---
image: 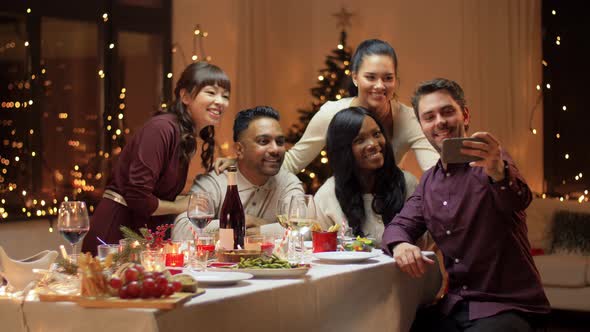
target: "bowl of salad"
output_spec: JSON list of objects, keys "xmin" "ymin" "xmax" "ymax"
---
[{"xmin": 343, "ymin": 237, "xmax": 375, "ymax": 252}]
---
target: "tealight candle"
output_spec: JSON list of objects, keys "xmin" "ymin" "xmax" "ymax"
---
[
  {"xmin": 165, "ymin": 253, "xmax": 184, "ymax": 267},
  {"xmin": 164, "ymin": 241, "xmax": 184, "ymax": 267}
]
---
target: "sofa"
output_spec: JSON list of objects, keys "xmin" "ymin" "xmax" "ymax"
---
[{"xmin": 526, "ymin": 197, "xmax": 590, "ymax": 312}]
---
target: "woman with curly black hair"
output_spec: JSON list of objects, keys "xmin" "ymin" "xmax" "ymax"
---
[
  {"xmin": 82, "ymin": 62, "xmax": 230, "ymax": 254},
  {"xmin": 314, "ymin": 107, "xmax": 416, "ymax": 243}
]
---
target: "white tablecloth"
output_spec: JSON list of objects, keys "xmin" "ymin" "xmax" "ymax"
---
[{"xmin": 0, "ymin": 252, "xmax": 441, "ymax": 332}]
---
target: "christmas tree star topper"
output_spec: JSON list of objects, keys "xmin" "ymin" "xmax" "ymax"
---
[{"xmin": 333, "ymin": 7, "xmax": 354, "ymax": 30}]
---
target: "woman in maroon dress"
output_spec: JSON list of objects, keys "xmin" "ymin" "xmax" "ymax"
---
[{"xmin": 82, "ymin": 62, "xmax": 231, "ymax": 255}]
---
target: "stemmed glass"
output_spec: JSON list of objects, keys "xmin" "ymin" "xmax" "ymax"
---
[
  {"xmin": 57, "ymin": 201, "xmax": 90, "ymax": 259},
  {"xmin": 288, "ymin": 194, "xmax": 316, "ymax": 264},
  {"xmin": 276, "ymin": 197, "xmax": 290, "ymax": 229},
  {"xmin": 276, "ymin": 197, "xmax": 292, "ymax": 259},
  {"xmin": 187, "ymin": 192, "xmax": 215, "ymax": 238}
]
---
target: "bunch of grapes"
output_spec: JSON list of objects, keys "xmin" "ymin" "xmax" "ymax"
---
[{"xmin": 109, "ymin": 264, "xmax": 181, "ymax": 299}]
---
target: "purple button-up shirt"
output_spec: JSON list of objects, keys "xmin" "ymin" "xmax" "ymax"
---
[{"xmin": 382, "ymin": 151, "xmax": 550, "ymax": 320}]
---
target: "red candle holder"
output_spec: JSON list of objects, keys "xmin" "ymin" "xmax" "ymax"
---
[
  {"xmin": 165, "ymin": 253, "xmax": 184, "ymax": 267},
  {"xmin": 312, "ymin": 231, "xmax": 337, "ymax": 253}
]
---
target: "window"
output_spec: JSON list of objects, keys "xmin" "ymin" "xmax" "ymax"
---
[
  {"xmin": 0, "ymin": 1, "xmax": 171, "ymax": 220},
  {"xmin": 542, "ymin": 1, "xmax": 589, "ymax": 197}
]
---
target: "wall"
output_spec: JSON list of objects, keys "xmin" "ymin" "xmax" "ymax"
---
[{"xmin": 0, "ymin": 219, "xmax": 69, "ymax": 260}]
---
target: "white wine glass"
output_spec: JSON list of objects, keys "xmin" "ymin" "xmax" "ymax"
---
[
  {"xmin": 288, "ymin": 194, "xmax": 316, "ymax": 264},
  {"xmin": 57, "ymin": 201, "xmax": 90, "ymax": 259},
  {"xmin": 187, "ymin": 192, "xmax": 215, "ymax": 238},
  {"xmin": 276, "ymin": 197, "xmax": 290, "ymax": 229}
]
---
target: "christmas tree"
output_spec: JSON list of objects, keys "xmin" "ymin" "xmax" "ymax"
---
[{"xmin": 286, "ymin": 11, "xmax": 354, "ymax": 193}]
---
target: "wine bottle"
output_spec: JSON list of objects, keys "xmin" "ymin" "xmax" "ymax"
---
[{"xmin": 219, "ymin": 166, "xmax": 245, "ymax": 249}]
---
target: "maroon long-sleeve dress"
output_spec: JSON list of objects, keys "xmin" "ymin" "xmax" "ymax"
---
[{"xmin": 81, "ymin": 113, "xmax": 188, "ymax": 255}]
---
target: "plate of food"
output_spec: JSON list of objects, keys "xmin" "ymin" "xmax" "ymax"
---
[
  {"xmin": 343, "ymin": 237, "xmax": 376, "ymax": 252},
  {"xmin": 184, "ymin": 271, "xmax": 253, "ymax": 286},
  {"xmin": 214, "ymin": 255, "xmax": 310, "ymax": 278},
  {"xmin": 312, "ymin": 251, "xmax": 380, "ymax": 263}
]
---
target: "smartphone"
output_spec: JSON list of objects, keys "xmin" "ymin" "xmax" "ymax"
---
[{"xmin": 441, "ymin": 137, "xmax": 485, "ymax": 164}]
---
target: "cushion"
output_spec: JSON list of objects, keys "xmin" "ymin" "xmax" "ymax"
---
[
  {"xmin": 550, "ymin": 211, "xmax": 590, "ymax": 254},
  {"xmin": 534, "ymin": 255, "xmax": 589, "ymax": 287},
  {"xmin": 526, "ymin": 198, "xmax": 590, "ymax": 251}
]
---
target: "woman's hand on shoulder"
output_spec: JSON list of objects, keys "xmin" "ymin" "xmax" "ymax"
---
[{"xmin": 214, "ymin": 157, "xmax": 237, "ymax": 175}]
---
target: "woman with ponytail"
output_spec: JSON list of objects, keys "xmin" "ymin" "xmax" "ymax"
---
[{"xmin": 82, "ymin": 62, "xmax": 230, "ymax": 254}]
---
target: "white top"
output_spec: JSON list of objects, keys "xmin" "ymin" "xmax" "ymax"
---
[
  {"xmin": 173, "ymin": 168, "xmax": 304, "ymax": 240},
  {"xmin": 313, "ymin": 171, "xmax": 418, "ymax": 245},
  {"xmin": 282, "ymin": 97, "xmax": 439, "ymax": 173}
]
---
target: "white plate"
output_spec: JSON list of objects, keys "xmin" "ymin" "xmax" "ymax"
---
[
  {"xmin": 186, "ymin": 271, "xmax": 253, "ymax": 286},
  {"xmin": 304, "ymin": 241, "xmax": 313, "ymax": 249},
  {"xmin": 214, "ymin": 266, "xmax": 310, "ymax": 278},
  {"xmin": 312, "ymin": 251, "xmax": 380, "ymax": 263}
]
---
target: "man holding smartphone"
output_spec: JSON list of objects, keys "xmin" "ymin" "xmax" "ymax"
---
[{"xmin": 382, "ymin": 78, "xmax": 549, "ymax": 331}]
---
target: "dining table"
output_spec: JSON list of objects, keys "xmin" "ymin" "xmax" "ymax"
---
[{"xmin": 0, "ymin": 251, "xmax": 441, "ymax": 332}]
